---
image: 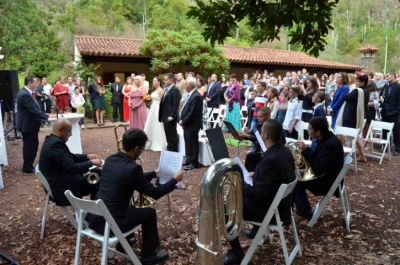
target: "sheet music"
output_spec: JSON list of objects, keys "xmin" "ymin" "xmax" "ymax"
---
[
  {"xmin": 233, "ymin": 157, "xmax": 253, "ymax": 186},
  {"xmin": 254, "ymin": 131, "xmax": 267, "ymax": 152},
  {"xmin": 159, "ymin": 150, "xmax": 183, "ymax": 184}
]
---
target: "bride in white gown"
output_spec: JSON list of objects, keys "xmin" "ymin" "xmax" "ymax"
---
[{"xmin": 144, "ymin": 77, "xmax": 168, "ymax": 151}]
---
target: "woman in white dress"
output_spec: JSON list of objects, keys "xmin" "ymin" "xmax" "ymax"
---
[{"xmin": 143, "ymin": 77, "xmax": 168, "ymax": 151}]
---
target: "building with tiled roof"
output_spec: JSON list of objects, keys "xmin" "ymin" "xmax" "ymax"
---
[{"xmin": 74, "ymin": 35, "xmax": 363, "ymax": 83}]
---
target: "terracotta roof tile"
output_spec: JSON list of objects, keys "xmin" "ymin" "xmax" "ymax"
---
[
  {"xmin": 75, "ymin": 35, "xmax": 362, "ymax": 70},
  {"xmin": 357, "ymin": 43, "xmax": 379, "ymax": 53}
]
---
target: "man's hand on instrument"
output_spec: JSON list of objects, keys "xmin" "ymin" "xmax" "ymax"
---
[
  {"xmin": 155, "ymin": 168, "xmax": 159, "ymax": 176},
  {"xmin": 91, "ymin": 159, "xmax": 103, "ymax": 167},
  {"xmin": 87, "ymin": 154, "xmax": 102, "ymax": 160},
  {"xmin": 295, "ymin": 141, "xmax": 308, "ymax": 150},
  {"xmin": 173, "ymin": 170, "xmax": 184, "ymax": 182}
]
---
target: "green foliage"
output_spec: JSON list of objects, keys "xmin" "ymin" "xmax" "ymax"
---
[
  {"xmin": 188, "ymin": 0, "xmax": 339, "ymax": 57},
  {"xmin": 73, "ymin": 61, "xmax": 98, "ymax": 87},
  {"xmin": 139, "ymin": 30, "xmax": 230, "ymax": 77}
]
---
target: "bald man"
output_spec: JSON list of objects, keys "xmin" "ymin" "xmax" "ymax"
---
[{"xmin": 39, "ymin": 118, "xmax": 103, "ymax": 206}]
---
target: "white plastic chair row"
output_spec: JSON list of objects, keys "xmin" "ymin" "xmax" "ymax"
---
[
  {"xmin": 334, "ymin": 126, "xmax": 360, "ymax": 172},
  {"xmin": 242, "ymin": 176, "xmax": 301, "ymax": 265},
  {"xmin": 364, "ymin": 120, "xmax": 394, "ymax": 164},
  {"xmin": 240, "ymin": 105, "xmax": 248, "ymax": 132}
]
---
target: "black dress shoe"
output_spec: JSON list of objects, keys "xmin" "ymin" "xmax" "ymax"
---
[
  {"xmin": 112, "ymin": 119, "xmax": 117, "ymax": 123},
  {"xmin": 23, "ymin": 168, "xmax": 35, "ymax": 174},
  {"xmin": 244, "ymin": 226, "xmax": 259, "ymax": 239},
  {"xmin": 223, "ymin": 250, "xmax": 244, "ymax": 265},
  {"xmin": 120, "ymin": 119, "xmax": 125, "ymax": 122},
  {"xmin": 296, "ymin": 211, "xmax": 313, "ymax": 221},
  {"xmin": 141, "ymin": 251, "xmax": 169, "ymax": 265},
  {"xmin": 184, "ymin": 164, "xmax": 198, "ymax": 171},
  {"xmin": 394, "ymin": 151, "xmax": 400, "ymax": 156},
  {"xmin": 182, "ymin": 162, "xmax": 190, "ymax": 166}
]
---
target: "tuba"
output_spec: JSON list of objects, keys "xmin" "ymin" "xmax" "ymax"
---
[
  {"xmin": 196, "ymin": 158, "xmax": 243, "ymax": 264},
  {"xmin": 286, "ymin": 142, "xmax": 324, "ymax": 182}
]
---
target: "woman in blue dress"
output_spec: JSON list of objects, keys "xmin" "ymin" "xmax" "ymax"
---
[
  {"xmin": 224, "ymin": 74, "xmax": 241, "ymax": 130},
  {"xmin": 328, "ymin": 72, "xmax": 349, "ymax": 130}
]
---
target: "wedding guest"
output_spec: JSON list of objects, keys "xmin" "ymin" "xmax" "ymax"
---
[
  {"xmin": 325, "ymin": 74, "xmax": 336, "ymax": 95},
  {"xmin": 129, "ymin": 76, "xmax": 148, "ymax": 130},
  {"xmin": 92, "ymin": 77, "xmax": 106, "ymax": 126},
  {"xmin": 282, "ymin": 86, "xmax": 302, "ymax": 139},
  {"xmin": 71, "ymin": 87, "xmax": 86, "ymax": 129},
  {"xmin": 364, "ymin": 80, "xmax": 379, "ymax": 150},
  {"xmin": 196, "ymin": 76, "xmax": 208, "ymax": 130},
  {"xmin": 276, "ymin": 91, "xmax": 289, "ymax": 125},
  {"xmin": 311, "ymin": 91, "xmax": 326, "ymax": 118},
  {"xmin": 122, "ymin": 77, "xmax": 133, "ymax": 122},
  {"xmin": 224, "ymin": 74, "xmax": 241, "ymax": 131},
  {"xmin": 75, "ymin": 78, "xmax": 86, "ymax": 126},
  {"xmin": 328, "ymin": 72, "xmax": 350, "ymax": 130},
  {"xmin": 51, "ymin": 76, "xmax": 70, "ymax": 113},
  {"xmin": 220, "ymin": 75, "xmax": 229, "ymax": 107},
  {"xmin": 239, "ymin": 80, "xmax": 246, "ymax": 107},
  {"xmin": 299, "ymin": 77, "xmax": 319, "ymax": 139},
  {"xmin": 266, "ymin": 87, "xmax": 279, "ymax": 119},
  {"xmin": 111, "ymin": 77, "xmax": 124, "ymax": 122}
]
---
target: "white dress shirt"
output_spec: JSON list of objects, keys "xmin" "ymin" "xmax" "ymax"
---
[{"xmin": 282, "ymin": 97, "xmax": 302, "ymax": 131}]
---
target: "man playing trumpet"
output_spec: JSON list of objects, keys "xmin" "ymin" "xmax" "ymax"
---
[
  {"xmin": 87, "ymin": 128, "xmax": 184, "ymax": 265},
  {"xmin": 39, "ymin": 118, "xmax": 103, "ymax": 206},
  {"xmin": 293, "ymin": 117, "xmax": 344, "ymax": 220}
]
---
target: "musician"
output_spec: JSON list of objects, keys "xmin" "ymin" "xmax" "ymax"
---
[
  {"xmin": 224, "ymin": 119, "xmax": 295, "ymax": 265},
  {"xmin": 294, "ymin": 116, "xmax": 344, "ymax": 220},
  {"xmin": 87, "ymin": 128, "xmax": 184, "ymax": 264},
  {"xmin": 39, "ymin": 118, "xmax": 102, "ymax": 206}
]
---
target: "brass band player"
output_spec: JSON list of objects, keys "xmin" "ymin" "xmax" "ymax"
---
[
  {"xmin": 293, "ymin": 117, "xmax": 344, "ymax": 220},
  {"xmin": 86, "ymin": 128, "xmax": 184, "ymax": 265},
  {"xmin": 223, "ymin": 120, "xmax": 295, "ymax": 265}
]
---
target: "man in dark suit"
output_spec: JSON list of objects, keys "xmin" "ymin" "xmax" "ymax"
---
[
  {"xmin": 179, "ymin": 77, "xmax": 203, "ymax": 170},
  {"xmin": 16, "ymin": 76, "xmax": 53, "ymax": 173},
  {"xmin": 159, "ymin": 73, "xmax": 181, "ymax": 152},
  {"xmin": 293, "ymin": 116, "xmax": 344, "ymax": 220},
  {"xmin": 110, "ymin": 76, "xmax": 124, "ymax": 122},
  {"xmin": 206, "ymin": 73, "xmax": 221, "ymax": 108},
  {"xmin": 381, "ymin": 72, "xmax": 400, "ymax": 156},
  {"xmin": 39, "ymin": 118, "xmax": 102, "ymax": 206},
  {"xmin": 86, "ymin": 128, "xmax": 184, "ymax": 265},
  {"xmin": 224, "ymin": 119, "xmax": 296, "ymax": 265},
  {"xmin": 88, "ymin": 81, "xmax": 99, "ymax": 124}
]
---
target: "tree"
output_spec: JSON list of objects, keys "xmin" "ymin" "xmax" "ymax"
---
[
  {"xmin": 139, "ymin": 30, "xmax": 230, "ymax": 76},
  {"xmin": 187, "ymin": 0, "xmax": 340, "ymax": 57}
]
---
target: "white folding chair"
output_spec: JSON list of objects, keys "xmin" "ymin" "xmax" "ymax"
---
[
  {"xmin": 207, "ymin": 108, "xmax": 222, "ymax": 128},
  {"xmin": 240, "ymin": 105, "xmax": 248, "ymax": 132},
  {"xmin": 242, "ymin": 176, "xmax": 301, "ymax": 265},
  {"xmin": 35, "ymin": 165, "xmax": 78, "ymax": 239},
  {"xmin": 308, "ymin": 155, "xmax": 353, "ymax": 232},
  {"xmin": 219, "ymin": 105, "xmax": 227, "ymax": 127},
  {"xmin": 299, "ymin": 121, "xmax": 309, "ymax": 140},
  {"xmin": 334, "ymin": 126, "xmax": 360, "ymax": 172},
  {"xmin": 364, "ymin": 120, "xmax": 394, "ymax": 164},
  {"xmin": 64, "ymin": 190, "xmax": 142, "ymax": 265}
]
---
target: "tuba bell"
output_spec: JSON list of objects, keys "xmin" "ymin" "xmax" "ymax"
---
[
  {"xmin": 286, "ymin": 142, "xmax": 324, "ymax": 182},
  {"xmin": 196, "ymin": 158, "xmax": 243, "ymax": 264}
]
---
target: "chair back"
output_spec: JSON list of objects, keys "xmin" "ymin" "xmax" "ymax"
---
[
  {"xmin": 35, "ymin": 165, "xmax": 54, "ymax": 198},
  {"xmin": 334, "ymin": 126, "xmax": 360, "ymax": 154},
  {"xmin": 370, "ymin": 120, "xmax": 394, "ymax": 132},
  {"xmin": 331, "ymin": 154, "xmax": 353, "ymax": 187},
  {"xmin": 260, "ymin": 175, "xmax": 299, "ymax": 226}
]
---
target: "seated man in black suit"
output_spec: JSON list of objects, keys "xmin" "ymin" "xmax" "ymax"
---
[
  {"xmin": 39, "ymin": 118, "xmax": 102, "ymax": 206},
  {"xmin": 224, "ymin": 119, "xmax": 296, "ymax": 265},
  {"xmin": 294, "ymin": 116, "xmax": 344, "ymax": 220},
  {"xmin": 179, "ymin": 76, "xmax": 203, "ymax": 170},
  {"xmin": 87, "ymin": 128, "xmax": 184, "ymax": 265}
]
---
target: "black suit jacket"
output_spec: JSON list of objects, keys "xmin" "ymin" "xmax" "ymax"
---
[
  {"xmin": 16, "ymin": 87, "xmax": 49, "ymax": 134},
  {"xmin": 110, "ymin": 82, "xmax": 123, "ymax": 104},
  {"xmin": 39, "ymin": 134, "xmax": 94, "ymax": 206},
  {"xmin": 88, "ymin": 82, "xmax": 100, "ymax": 101},
  {"xmin": 87, "ymin": 151, "xmax": 177, "ymax": 232},
  {"xmin": 158, "ymin": 85, "xmax": 181, "ymax": 122},
  {"xmin": 301, "ymin": 131, "xmax": 344, "ymax": 196},
  {"xmin": 180, "ymin": 90, "xmax": 203, "ymax": 132},
  {"xmin": 207, "ymin": 81, "xmax": 221, "ymax": 108},
  {"xmin": 382, "ymin": 82, "xmax": 400, "ymax": 116},
  {"xmin": 244, "ymin": 143, "xmax": 295, "ymax": 223}
]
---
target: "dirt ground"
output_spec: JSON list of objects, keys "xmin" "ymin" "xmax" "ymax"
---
[{"xmin": 0, "ymin": 125, "xmax": 399, "ymax": 265}]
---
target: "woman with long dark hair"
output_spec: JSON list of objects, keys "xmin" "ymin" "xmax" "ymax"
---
[
  {"xmin": 299, "ymin": 77, "xmax": 319, "ymax": 138},
  {"xmin": 92, "ymin": 77, "xmax": 106, "ymax": 126}
]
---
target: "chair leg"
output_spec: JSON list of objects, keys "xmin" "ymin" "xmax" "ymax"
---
[
  {"xmin": 307, "ymin": 196, "xmax": 329, "ymax": 228},
  {"xmin": 41, "ymin": 195, "xmax": 50, "ymax": 239},
  {"xmin": 74, "ymin": 217, "xmax": 83, "ymax": 265},
  {"xmin": 340, "ymin": 185, "xmax": 351, "ymax": 233},
  {"xmin": 276, "ymin": 223, "xmax": 290, "ymax": 265},
  {"xmin": 353, "ymin": 152, "xmax": 357, "ymax": 172},
  {"xmin": 291, "ymin": 213, "xmax": 302, "ymax": 257},
  {"xmin": 241, "ymin": 226, "xmax": 269, "ymax": 265},
  {"xmin": 60, "ymin": 207, "xmax": 78, "ymax": 230}
]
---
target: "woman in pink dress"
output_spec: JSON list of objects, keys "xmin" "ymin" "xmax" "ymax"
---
[{"xmin": 129, "ymin": 76, "xmax": 148, "ymax": 130}]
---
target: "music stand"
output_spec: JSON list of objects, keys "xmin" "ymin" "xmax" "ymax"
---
[{"xmin": 223, "ymin": 121, "xmax": 243, "ymax": 156}]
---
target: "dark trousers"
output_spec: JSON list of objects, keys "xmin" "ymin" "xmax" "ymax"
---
[
  {"xmin": 91, "ymin": 99, "xmax": 97, "ymax": 123},
  {"xmin": 293, "ymin": 182, "xmax": 312, "ymax": 215},
  {"xmin": 21, "ymin": 132, "xmax": 39, "ymax": 171},
  {"xmin": 302, "ymin": 112, "xmax": 312, "ymax": 139},
  {"xmin": 284, "ymin": 129, "xmax": 299, "ymax": 140},
  {"xmin": 113, "ymin": 102, "xmax": 123, "ymax": 121},
  {"xmin": 44, "ymin": 100, "xmax": 51, "ymax": 113},
  {"xmin": 184, "ymin": 130, "xmax": 199, "ymax": 166},
  {"xmin": 382, "ymin": 113, "xmax": 400, "ymax": 151},
  {"xmin": 244, "ymin": 152, "xmax": 262, "ymax": 172},
  {"xmin": 164, "ymin": 120, "xmax": 179, "ymax": 152}
]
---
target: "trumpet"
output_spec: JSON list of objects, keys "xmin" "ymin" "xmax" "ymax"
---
[{"xmin": 84, "ymin": 171, "xmax": 100, "ymax": 184}]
